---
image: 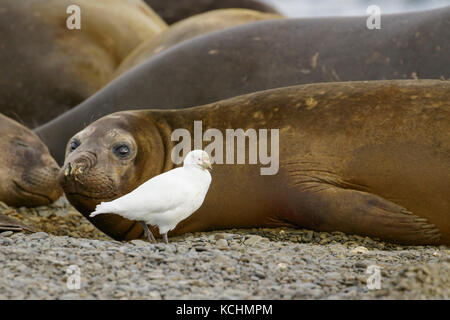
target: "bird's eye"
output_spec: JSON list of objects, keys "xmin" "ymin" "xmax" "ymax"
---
[
  {"xmin": 69, "ymin": 139, "xmax": 80, "ymax": 152},
  {"xmin": 113, "ymin": 144, "xmax": 131, "ymax": 158}
]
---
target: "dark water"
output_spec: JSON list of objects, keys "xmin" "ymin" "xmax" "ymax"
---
[{"xmin": 263, "ymin": 0, "xmax": 450, "ymax": 17}]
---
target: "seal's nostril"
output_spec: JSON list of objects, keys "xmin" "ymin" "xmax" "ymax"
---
[{"xmin": 64, "ymin": 163, "xmax": 73, "ymax": 177}]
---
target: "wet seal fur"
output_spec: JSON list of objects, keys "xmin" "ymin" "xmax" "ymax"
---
[
  {"xmin": 0, "ymin": 0, "xmax": 167, "ymax": 128},
  {"xmin": 60, "ymin": 80, "xmax": 450, "ymax": 245},
  {"xmin": 0, "ymin": 114, "xmax": 62, "ymax": 207},
  {"xmin": 36, "ymin": 7, "xmax": 450, "ymax": 163}
]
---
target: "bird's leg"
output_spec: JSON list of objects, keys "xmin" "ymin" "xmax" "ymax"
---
[
  {"xmin": 141, "ymin": 221, "xmax": 156, "ymax": 244},
  {"xmin": 163, "ymin": 233, "xmax": 169, "ymax": 244}
]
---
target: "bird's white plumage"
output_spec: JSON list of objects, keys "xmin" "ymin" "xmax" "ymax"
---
[{"xmin": 90, "ymin": 150, "xmax": 212, "ymax": 235}]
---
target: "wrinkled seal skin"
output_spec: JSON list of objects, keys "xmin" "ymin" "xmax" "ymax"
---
[
  {"xmin": 0, "ymin": 0, "xmax": 167, "ymax": 128},
  {"xmin": 143, "ymin": 0, "xmax": 279, "ymax": 24},
  {"xmin": 114, "ymin": 9, "xmax": 283, "ymax": 77},
  {"xmin": 36, "ymin": 7, "xmax": 450, "ymax": 164},
  {"xmin": 0, "ymin": 114, "xmax": 62, "ymax": 207},
  {"xmin": 60, "ymin": 80, "xmax": 450, "ymax": 245}
]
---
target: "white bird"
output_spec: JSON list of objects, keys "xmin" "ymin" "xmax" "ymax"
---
[{"xmin": 90, "ymin": 150, "xmax": 212, "ymax": 244}]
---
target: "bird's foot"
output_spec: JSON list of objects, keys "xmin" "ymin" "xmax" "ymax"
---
[
  {"xmin": 141, "ymin": 221, "xmax": 157, "ymax": 244},
  {"xmin": 146, "ymin": 232, "xmax": 157, "ymax": 244}
]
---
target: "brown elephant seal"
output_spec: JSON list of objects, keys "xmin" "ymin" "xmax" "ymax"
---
[
  {"xmin": 0, "ymin": 114, "xmax": 62, "ymax": 207},
  {"xmin": 36, "ymin": 7, "xmax": 450, "ymax": 164},
  {"xmin": 114, "ymin": 9, "xmax": 283, "ymax": 77},
  {"xmin": 143, "ymin": 0, "xmax": 279, "ymax": 24},
  {"xmin": 0, "ymin": 0, "xmax": 167, "ymax": 128},
  {"xmin": 59, "ymin": 80, "xmax": 450, "ymax": 245}
]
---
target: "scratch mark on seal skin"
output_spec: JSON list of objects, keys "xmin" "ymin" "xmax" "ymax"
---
[
  {"xmin": 253, "ymin": 111, "xmax": 264, "ymax": 119},
  {"xmin": 331, "ymin": 69, "xmax": 341, "ymax": 81},
  {"xmin": 311, "ymin": 52, "xmax": 319, "ymax": 69},
  {"xmin": 305, "ymin": 97, "xmax": 318, "ymax": 110}
]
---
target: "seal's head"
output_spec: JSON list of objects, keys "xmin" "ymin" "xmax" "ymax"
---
[
  {"xmin": 0, "ymin": 114, "xmax": 62, "ymax": 207},
  {"xmin": 60, "ymin": 111, "xmax": 170, "ymax": 239}
]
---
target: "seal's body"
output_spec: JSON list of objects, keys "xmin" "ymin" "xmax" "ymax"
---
[
  {"xmin": 114, "ymin": 9, "xmax": 283, "ymax": 77},
  {"xmin": 60, "ymin": 80, "xmax": 450, "ymax": 245}
]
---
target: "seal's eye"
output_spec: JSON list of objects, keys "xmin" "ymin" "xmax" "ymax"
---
[
  {"xmin": 113, "ymin": 144, "xmax": 131, "ymax": 158},
  {"xmin": 13, "ymin": 140, "xmax": 29, "ymax": 148},
  {"xmin": 69, "ymin": 140, "xmax": 80, "ymax": 152}
]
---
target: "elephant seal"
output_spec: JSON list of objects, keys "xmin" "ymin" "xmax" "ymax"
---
[
  {"xmin": 36, "ymin": 7, "xmax": 450, "ymax": 164},
  {"xmin": 59, "ymin": 80, "xmax": 450, "ymax": 245},
  {"xmin": 143, "ymin": 0, "xmax": 279, "ymax": 24},
  {"xmin": 0, "ymin": 0, "xmax": 167, "ymax": 128},
  {"xmin": 114, "ymin": 9, "xmax": 283, "ymax": 77},
  {"xmin": 0, "ymin": 114, "xmax": 62, "ymax": 207}
]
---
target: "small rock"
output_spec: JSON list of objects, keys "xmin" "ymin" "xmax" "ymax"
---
[
  {"xmin": 131, "ymin": 240, "xmax": 148, "ymax": 247},
  {"xmin": 350, "ymin": 246, "xmax": 369, "ymax": 254},
  {"xmin": 0, "ymin": 231, "xmax": 13, "ymax": 237},
  {"xmin": 28, "ymin": 232, "xmax": 49, "ymax": 239},
  {"xmin": 354, "ymin": 262, "xmax": 368, "ymax": 269},
  {"xmin": 215, "ymin": 254, "xmax": 233, "ymax": 265},
  {"xmin": 244, "ymin": 235, "xmax": 263, "ymax": 246},
  {"xmin": 37, "ymin": 209, "xmax": 53, "ymax": 218},
  {"xmin": 214, "ymin": 233, "xmax": 234, "ymax": 240},
  {"xmin": 216, "ymin": 239, "xmax": 229, "ymax": 249},
  {"xmin": 303, "ymin": 231, "xmax": 314, "ymax": 241},
  {"xmin": 148, "ymin": 291, "xmax": 162, "ymax": 299}
]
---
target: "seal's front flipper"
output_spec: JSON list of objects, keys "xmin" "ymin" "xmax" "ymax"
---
[
  {"xmin": 0, "ymin": 214, "xmax": 35, "ymax": 233},
  {"xmin": 290, "ymin": 185, "xmax": 441, "ymax": 245}
]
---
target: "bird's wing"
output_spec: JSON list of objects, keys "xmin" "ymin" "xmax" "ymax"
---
[{"xmin": 108, "ymin": 168, "xmax": 195, "ymax": 216}]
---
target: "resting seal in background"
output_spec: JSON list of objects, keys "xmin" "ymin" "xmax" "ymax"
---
[
  {"xmin": 114, "ymin": 9, "xmax": 283, "ymax": 77},
  {"xmin": 143, "ymin": 0, "xmax": 279, "ymax": 24},
  {"xmin": 36, "ymin": 7, "xmax": 450, "ymax": 164},
  {"xmin": 0, "ymin": 114, "xmax": 62, "ymax": 207},
  {"xmin": 59, "ymin": 80, "xmax": 450, "ymax": 245},
  {"xmin": 0, "ymin": 0, "xmax": 167, "ymax": 128}
]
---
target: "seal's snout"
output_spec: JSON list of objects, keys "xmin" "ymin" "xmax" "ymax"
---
[
  {"xmin": 64, "ymin": 162, "xmax": 73, "ymax": 177},
  {"xmin": 63, "ymin": 161, "xmax": 88, "ymax": 183},
  {"xmin": 63, "ymin": 152, "xmax": 97, "ymax": 179},
  {"xmin": 18, "ymin": 165, "xmax": 63, "ymax": 206},
  {"xmin": 59, "ymin": 149, "xmax": 117, "ymax": 200}
]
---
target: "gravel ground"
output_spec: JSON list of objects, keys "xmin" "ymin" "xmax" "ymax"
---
[{"xmin": 0, "ymin": 199, "xmax": 449, "ymax": 300}]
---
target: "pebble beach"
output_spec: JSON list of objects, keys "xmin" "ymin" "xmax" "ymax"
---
[{"xmin": 1, "ymin": 199, "xmax": 448, "ymax": 300}]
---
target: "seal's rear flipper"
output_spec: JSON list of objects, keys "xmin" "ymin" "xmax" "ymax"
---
[
  {"xmin": 289, "ymin": 185, "xmax": 441, "ymax": 245},
  {"xmin": 0, "ymin": 214, "xmax": 35, "ymax": 233}
]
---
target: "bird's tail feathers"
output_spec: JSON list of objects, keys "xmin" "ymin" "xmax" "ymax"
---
[{"xmin": 89, "ymin": 202, "xmax": 115, "ymax": 217}]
